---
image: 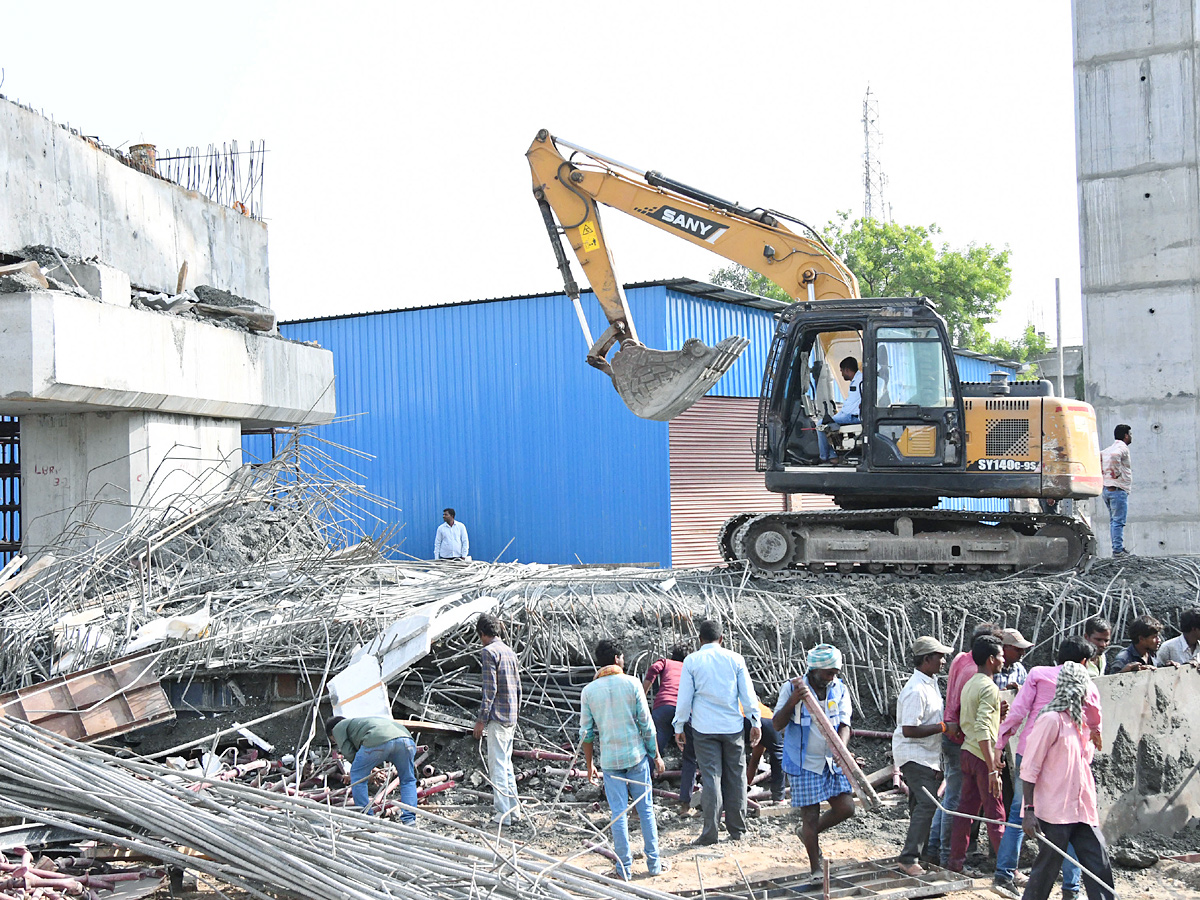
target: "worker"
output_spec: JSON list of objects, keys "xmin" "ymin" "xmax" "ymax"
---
[
  {"xmin": 938, "ymin": 622, "xmax": 1003, "ymax": 867},
  {"xmin": 1111, "ymin": 615, "xmax": 1161, "ymax": 673},
  {"xmin": 1019, "ymin": 662, "xmax": 1117, "ymax": 900},
  {"xmin": 1082, "ymin": 617, "xmax": 1112, "ymax": 677},
  {"xmin": 1156, "ymin": 608, "xmax": 1200, "ymax": 667},
  {"xmin": 817, "ymin": 357, "xmax": 862, "ymax": 463},
  {"xmin": 995, "ymin": 628, "xmax": 1032, "ymax": 692},
  {"xmin": 993, "ymin": 637, "xmax": 1103, "ymax": 896},
  {"xmin": 434, "ymin": 508, "xmax": 470, "ymax": 560},
  {"xmin": 1100, "ymin": 424, "xmax": 1132, "ymax": 557},
  {"xmin": 325, "ymin": 715, "xmax": 418, "ymax": 823},
  {"xmin": 580, "ymin": 639, "xmax": 669, "ymax": 880},
  {"xmin": 472, "ymin": 613, "xmax": 522, "ymax": 824},
  {"xmin": 773, "ymin": 644, "xmax": 855, "ymax": 878},
  {"xmin": 673, "ymin": 619, "xmax": 760, "ymax": 847},
  {"xmin": 745, "ymin": 701, "xmax": 784, "ymax": 803},
  {"xmin": 892, "ymin": 636, "xmax": 952, "ymax": 878},
  {"xmin": 948, "ymin": 635, "xmax": 1006, "ymax": 875},
  {"xmin": 642, "ymin": 643, "xmax": 699, "ymax": 816}
]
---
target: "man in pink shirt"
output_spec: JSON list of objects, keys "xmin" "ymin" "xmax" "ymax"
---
[
  {"xmin": 643, "ymin": 644, "xmax": 697, "ymax": 816},
  {"xmin": 994, "ymin": 637, "xmax": 1101, "ymax": 894},
  {"xmin": 1020, "ymin": 661, "xmax": 1115, "ymax": 900},
  {"xmin": 935, "ymin": 622, "xmax": 1002, "ymax": 866}
]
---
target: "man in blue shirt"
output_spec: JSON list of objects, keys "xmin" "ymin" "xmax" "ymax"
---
[
  {"xmin": 818, "ymin": 358, "xmax": 863, "ymax": 463},
  {"xmin": 674, "ymin": 619, "xmax": 761, "ymax": 846},
  {"xmin": 773, "ymin": 644, "xmax": 855, "ymax": 877},
  {"xmin": 580, "ymin": 639, "xmax": 668, "ymax": 880}
]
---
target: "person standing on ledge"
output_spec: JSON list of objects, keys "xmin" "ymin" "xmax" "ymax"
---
[
  {"xmin": 435, "ymin": 508, "xmax": 470, "ymax": 560},
  {"xmin": 1099, "ymin": 424, "xmax": 1132, "ymax": 557}
]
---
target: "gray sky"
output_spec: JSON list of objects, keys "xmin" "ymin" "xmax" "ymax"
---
[{"xmin": 2, "ymin": 1, "xmax": 1084, "ymax": 343}]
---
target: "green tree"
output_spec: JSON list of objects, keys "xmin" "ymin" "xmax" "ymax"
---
[
  {"xmin": 821, "ymin": 213, "xmax": 1011, "ymax": 352},
  {"xmin": 980, "ymin": 323, "xmax": 1050, "ymax": 363},
  {"xmin": 708, "ymin": 263, "xmax": 793, "ymax": 303}
]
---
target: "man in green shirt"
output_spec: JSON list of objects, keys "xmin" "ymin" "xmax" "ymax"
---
[
  {"xmin": 947, "ymin": 635, "xmax": 1005, "ymax": 873},
  {"xmin": 326, "ymin": 715, "xmax": 418, "ymax": 823}
]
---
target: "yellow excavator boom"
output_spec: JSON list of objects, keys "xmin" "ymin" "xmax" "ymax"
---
[{"xmin": 527, "ymin": 129, "xmax": 859, "ymax": 420}]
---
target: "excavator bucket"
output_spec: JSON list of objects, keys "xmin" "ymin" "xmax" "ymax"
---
[{"xmin": 609, "ymin": 336, "xmax": 750, "ymax": 421}]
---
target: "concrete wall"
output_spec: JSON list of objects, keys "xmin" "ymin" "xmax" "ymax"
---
[
  {"xmin": 0, "ymin": 99, "xmax": 270, "ymax": 305},
  {"xmin": 0, "ymin": 291, "xmax": 335, "ymax": 429},
  {"xmin": 1073, "ymin": 0, "xmax": 1200, "ymax": 555},
  {"xmin": 20, "ymin": 412, "xmax": 241, "ymax": 552}
]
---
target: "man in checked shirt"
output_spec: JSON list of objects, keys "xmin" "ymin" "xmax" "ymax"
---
[{"xmin": 473, "ymin": 613, "xmax": 522, "ymax": 825}]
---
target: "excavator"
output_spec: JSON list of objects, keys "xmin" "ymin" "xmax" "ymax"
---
[{"xmin": 527, "ymin": 129, "xmax": 1102, "ymax": 574}]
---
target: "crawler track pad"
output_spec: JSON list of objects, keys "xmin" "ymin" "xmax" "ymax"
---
[{"xmin": 610, "ymin": 336, "xmax": 749, "ymax": 421}]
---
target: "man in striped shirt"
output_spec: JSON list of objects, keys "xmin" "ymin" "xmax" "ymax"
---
[
  {"xmin": 581, "ymin": 639, "xmax": 668, "ymax": 879},
  {"xmin": 473, "ymin": 613, "xmax": 522, "ymax": 825}
]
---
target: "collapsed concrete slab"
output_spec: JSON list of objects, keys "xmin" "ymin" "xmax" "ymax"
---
[{"xmin": 1094, "ymin": 665, "xmax": 1200, "ymax": 839}]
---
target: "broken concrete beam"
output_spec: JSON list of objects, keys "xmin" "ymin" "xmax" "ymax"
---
[
  {"xmin": 0, "ymin": 260, "xmax": 49, "ymax": 293},
  {"xmin": 44, "ymin": 262, "xmax": 131, "ymax": 306}
]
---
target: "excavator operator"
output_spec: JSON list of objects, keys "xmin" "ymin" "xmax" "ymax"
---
[{"xmin": 818, "ymin": 358, "xmax": 862, "ymax": 464}]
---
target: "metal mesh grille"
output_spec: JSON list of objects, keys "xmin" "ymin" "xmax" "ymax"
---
[{"xmin": 985, "ymin": 418, "xmax": 1029, "ymax": 456}]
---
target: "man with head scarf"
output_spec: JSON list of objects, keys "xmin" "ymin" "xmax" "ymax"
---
[
  {"xmin": 1019, "ymin": 662, "xmax": 1116, "ymax": 900},
  {"xmin": 773, "ymin": 643, "xmax": 855, "ymax": 877}
]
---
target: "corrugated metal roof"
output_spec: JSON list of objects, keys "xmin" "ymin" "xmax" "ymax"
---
[{"xmin": 280, "ymin": 277, "xmax": 783, "ymax": 326}]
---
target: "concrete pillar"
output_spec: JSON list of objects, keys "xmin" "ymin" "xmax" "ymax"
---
[
  {"xmin": 1073, "ymin": 0, "xmax": 1200, "ymax": 556},
  {"xmin": 20, "ymin": 412, "xmax": 241, "ymax": 553}
]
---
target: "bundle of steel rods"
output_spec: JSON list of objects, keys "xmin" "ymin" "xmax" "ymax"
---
[{"xmin": 0, "ymin": 720, "xmax": 675, "ymax": 900}]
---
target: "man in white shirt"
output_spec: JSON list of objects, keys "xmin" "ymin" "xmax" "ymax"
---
[
  {"xmin": 434, "ymin": 508, "xmax": 469, "ymax": 559},
  {"xmin": 1099, "ymin": 424, "xmax": 1132, "ymax": 556},
  {"xmin": 673, "ymin": 619, "xmax": 760, "ymax": 847},
  {"xmin": 892, "ymin": 636, "xmax": 952, "ymax": 877},
  {"xmin": 818, "ymin": 357, "xmax": 863, "ymax": 463},
  {"xmin": 1157, "ymin": 609, "xmax": 1200, "ymax": 667}
]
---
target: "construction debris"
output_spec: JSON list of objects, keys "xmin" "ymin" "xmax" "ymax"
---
[{"xmin": 0, "ymin": 719, "xmax": 678, "ymax": 900}]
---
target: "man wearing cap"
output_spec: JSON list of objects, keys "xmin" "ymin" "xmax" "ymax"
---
[
  {"xmin": 892, "ymin": 636, "xmax": 952, "ymax": 877},
  {"xmin": 995, "ymin": 628, "xmax": 1032, "ymax": 693},
  {"xmin": 773, "ymin": 644, "xmax": 855, "ymax": 877}
]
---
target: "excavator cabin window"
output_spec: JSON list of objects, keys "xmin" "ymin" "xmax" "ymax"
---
[{"xmin": 780, "ymin": 327, "xmax": 864, "ymax": 465}]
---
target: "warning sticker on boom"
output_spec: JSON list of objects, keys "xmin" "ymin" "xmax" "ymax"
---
[{"xmin": 579, "ymin": 221, "xmax": 599, "ymax": 252}]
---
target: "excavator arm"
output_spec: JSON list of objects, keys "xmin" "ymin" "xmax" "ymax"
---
[{"xmin": 527, "ymin": 129, "xmax": 860, "ymax": 420}]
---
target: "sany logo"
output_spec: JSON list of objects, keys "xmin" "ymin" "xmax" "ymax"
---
[{"xmin": 645, "ymin": 207, "xmax": 727, "ymax": 243}]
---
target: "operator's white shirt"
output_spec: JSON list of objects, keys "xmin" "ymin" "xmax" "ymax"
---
[
  {"xmin": 842, "ymin": 371, "xmax": 863, "ymax": 418},
  {"xmin": 435, "ymin": 521, "xmax": 469, "ymax": 558}
]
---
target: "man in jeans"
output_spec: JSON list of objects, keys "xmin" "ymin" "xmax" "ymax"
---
[
  {"xmin": 326, "ymin": 715, "xmax": 418, "ymax": 823},
  {"xmin": 1020, "ymin": 662, "xmax": 1116, "ymax": 900},
  {"xmin": 892, "ymin": 636, "xmax": 952, "ymax": 877},
  {"xmin": 1100, "ymin": 424, "xmax": 1132, "ymax": 556},
  {"xmin": 994, "ymin": 637, "xmax": 1102, "ymax": 896},
  {"xmin": 581, "ymin": 639, "xmax": 669, "ymax": 880},
  {"xmin": 473, "ymin": 613, "xmax": 522, "ymax": 825},
  {"xmin": 673, "ymin": 619, "xmax": 761, "ymax": 847}
]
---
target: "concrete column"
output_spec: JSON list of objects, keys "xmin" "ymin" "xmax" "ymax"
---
[
  {"xmin": 1073, "ymin": 0, "xmax": 1200, "ymax": 556},
  {"xmin": 20, "ymin": 412, "xmax": 241, "ymax": 553}
]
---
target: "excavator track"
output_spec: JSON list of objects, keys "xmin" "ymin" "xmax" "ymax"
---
[{"xmin": 723, "ymin": 509, "xmax": 1095, "ymax": 575}]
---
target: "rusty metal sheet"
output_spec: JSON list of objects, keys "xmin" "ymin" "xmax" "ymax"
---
[{"xmin": 0, "ymin": 653, "xmax": 174, "ymax": 742}]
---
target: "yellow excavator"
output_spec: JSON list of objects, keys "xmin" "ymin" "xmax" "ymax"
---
[{"xmin": 527, "ymin": 129, "xmax": 1102, "ymax": 573}]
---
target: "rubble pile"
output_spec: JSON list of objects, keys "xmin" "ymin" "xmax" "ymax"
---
[{"xmin": 0, "ymin": 720, "xmax": 675, "ymax": 900}]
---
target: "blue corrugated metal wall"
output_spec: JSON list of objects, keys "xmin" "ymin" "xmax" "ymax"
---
[
  {"xmin": 249, "ymin": 290, "xmax": 673, "ymax": 566},
  {"xmin": 247, "ymin": 286, "xmax": 1025, "ymax": 563},
  {"xmin": 955, "ymin": 354, "xmax": 1017, "ymax": 383}
]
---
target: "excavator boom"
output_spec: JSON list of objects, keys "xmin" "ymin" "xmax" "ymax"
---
[{"xmin": 527, "ymin": 129, "xmax": 858, "ymax": 420}]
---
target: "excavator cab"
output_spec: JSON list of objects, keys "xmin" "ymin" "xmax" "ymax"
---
[{"xmin": 760, "ymin": 298, "xmax": 967, "ymax": 501}]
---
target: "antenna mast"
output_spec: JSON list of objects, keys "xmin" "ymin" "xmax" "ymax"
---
[{"xmin": 862, "ymin": 87, "xmax": 890, "ymax": 222}]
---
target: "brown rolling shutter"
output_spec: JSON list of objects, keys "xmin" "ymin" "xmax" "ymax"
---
[{"xmin": 668, "ymin": 397, "xmax": 835, "ymax": 567}]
